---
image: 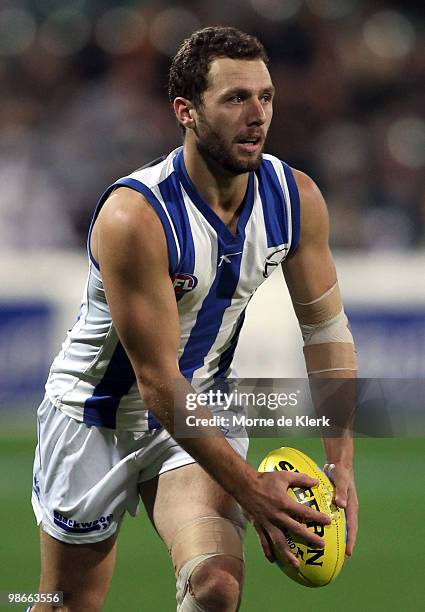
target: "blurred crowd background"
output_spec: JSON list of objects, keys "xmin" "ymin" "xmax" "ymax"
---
[{"xmin": 1, "ymin": 0, "xmax": 424, "ymax": 251}]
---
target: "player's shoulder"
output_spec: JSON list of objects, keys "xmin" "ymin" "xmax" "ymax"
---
[
  {"xmin": 291, "ymin": 168, "xmax": 323, "ymax": 204},
  {"xmin": 261, "ymin": 154, "xmax": 327, "ymax": 219},
  {"xmin": 98, "ymin": 148, "xmax": 182, "ymax": 239},
  {"xmin": 127, "ymin": 147, "xmax": 181, "ymax": 189},
  {"xmin": 99, "ymin": 186, "xmax": 162, "ymax": 240},
  {"xmin": 262, "ymin": 154, "xmax": 321, "ymax": 200},
  {"xmin": 260, "ymin": 160, "xmax": 329, "ymax": 251},
  {"xmin": 94, "ymin": 185, "xmax": 168, "ymax": 273},
  {"xmin": 290, "ymin": 167, "xmax": 329, "ymax": 243},
  {"xmin": 261, "ymin": 154, "xmax": 315, "ymax": 194}
]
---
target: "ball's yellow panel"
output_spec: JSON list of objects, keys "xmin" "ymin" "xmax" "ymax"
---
[{"xmin": 258, "ymin": 447, "xmax": 346, "ymax": 588}]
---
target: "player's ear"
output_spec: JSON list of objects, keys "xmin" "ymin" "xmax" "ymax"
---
[{"xmin": 174, "ymin": 97, "xmax": 197, "ymax": 131}]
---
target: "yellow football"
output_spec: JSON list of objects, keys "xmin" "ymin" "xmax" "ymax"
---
[{"xmin": 258, "ymin": 447, "xmax": 346, "ymax": 587}]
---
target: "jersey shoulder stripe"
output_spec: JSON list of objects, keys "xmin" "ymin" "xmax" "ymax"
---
[
  {"xmin": 114, "ymin": 176, "xmax": 181, "ymax": 273},
  {"xmin": 157, "ymin": 170, "xmax": 196, "ymax": 285},
  {"xmin": 281, "ymin": 161, "xmax": 300, "ymax": 255},
  {"xmin": 257, "ymin": 157, "xmax": 289, "ymax": 248},
  {"xmin": 86, "ymin": 148, "xmax": 182, "ymax": 274},
  {"xmin": 258, "ymin": 154, "xmax": 300, "ymax": 255}
]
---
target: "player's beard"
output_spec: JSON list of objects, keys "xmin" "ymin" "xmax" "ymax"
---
[{"xmin": 194, "ymin": 114, "xmax": 264, "ymax": 176}]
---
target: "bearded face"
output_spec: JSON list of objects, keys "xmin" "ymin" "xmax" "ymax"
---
[
  {"xmin": 195, "ymin": 110, "xmax": 266, "ymax": 176},
  {"xmin": 187, "ymin": 58, "xmax": 274, "ymax": 176}
]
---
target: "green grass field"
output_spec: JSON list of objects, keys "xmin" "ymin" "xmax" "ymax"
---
[{"xmin": 1, "ymin": 432, "xmax": 424, "ymax": 611}]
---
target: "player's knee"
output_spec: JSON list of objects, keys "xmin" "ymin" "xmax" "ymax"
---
[
  {"xmin": 190, "ymin": 555, "xmax": 243, "ymax": 612},
  {"xmin": 172, "ymin": 516, "xmax": 245, "ymax": 612}
]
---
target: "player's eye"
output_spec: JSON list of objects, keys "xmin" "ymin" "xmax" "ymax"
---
[
  {"xmin": 261, "ymin": 93, "xmax": 273, "ymax": 103},
  {"xmin": 228, "ymin": 94, "xmax": 244, "ymax": 103}
]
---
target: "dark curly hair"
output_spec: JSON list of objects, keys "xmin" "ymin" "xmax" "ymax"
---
[{"xmin": 168, "ymin": 26, "xmax": 269, "ymax": 109}]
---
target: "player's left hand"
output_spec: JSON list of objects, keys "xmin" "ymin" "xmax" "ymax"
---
[{"xmin": 324, "ymin": 462, "xmax": 358, "ymax": 557}]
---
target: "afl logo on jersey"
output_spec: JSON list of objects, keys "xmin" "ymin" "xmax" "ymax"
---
[{"xmin": 172, "ymin": 273, "xmax": 198, "ymax": 294}]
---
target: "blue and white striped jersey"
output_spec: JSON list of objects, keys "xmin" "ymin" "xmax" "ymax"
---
[{"xmin": 45, "ymin": 147, "xmax": 300, "ymax": 431}]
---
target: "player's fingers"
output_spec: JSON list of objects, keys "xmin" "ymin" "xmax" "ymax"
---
[
  {"xmin": 284, "ymin": 497, "xmax": 331, "ymax": 529},
  {"xmin": 345, "ymin": 512, "xmax": 358, "ymax": 556},
  {"xmin": 284, "ymin": 471, "xmax": 319, "ymax": 490},
  {"xmin": 345, "ymin": 494, "xmax": 359, "ymax": 556},
  {"xmin": 253, "ymin": 523, "xmax": 275, "ymax": 563},
  {"xmin": 334, "ymin": 477, "xmax": 349, "ymax": 508},
  {"xmin": 324, "ymin": 463, "xmax": 348, "ymax": 508},
  {"xmin": 268, "ymin": 527, "xmax": 300, "ymax": 569},
  {"xmin": 281, "ymin": 515, "xmax": 326, "ymax": 549}
]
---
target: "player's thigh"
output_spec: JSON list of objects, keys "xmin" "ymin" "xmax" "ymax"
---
[
  {"xmin": 36, "ymin": 528, "xmax": 118, "ymax": 611},
  {"xmin": 140, "ymin": 462, "xmax": 246, "ymax": 610},
  {"xmin": 139, "ymin": 462, "xmax": 245, "ymax": 549}
]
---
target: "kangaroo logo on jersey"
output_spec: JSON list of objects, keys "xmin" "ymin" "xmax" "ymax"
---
[
  {"xmin": 263, "ymin": 247, "xmax": 288, "ymax": 278},
  {"xmin": 172, "ymin": 273, "xmax": 198, "ymax": 294}
]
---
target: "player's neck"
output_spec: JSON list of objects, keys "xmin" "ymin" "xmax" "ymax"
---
[{"xmin": 183, "ymin": 143, "xmax": 249, "ymax": 214}]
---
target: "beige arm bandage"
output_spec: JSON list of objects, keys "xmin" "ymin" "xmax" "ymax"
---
[{"xmin": 292, "ymin": 282, "xmax": 357, "ymax": 375}]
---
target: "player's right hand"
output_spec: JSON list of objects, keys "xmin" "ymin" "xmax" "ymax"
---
[{"xmin": 239, "ymin": 471, "xmax": 331, "ymax": 568}]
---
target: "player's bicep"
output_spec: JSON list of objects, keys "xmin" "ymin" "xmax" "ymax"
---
[
  {"xmin": 282, "ymin": 171, "xmax": 356, "ymax": 378},
  {"xmin": 283, "ymin": 169, "xmax": 337, "ymax": 303},
  {"xmin": 96, "ymin": 187, "xmax": 180, "ymax": 383}
]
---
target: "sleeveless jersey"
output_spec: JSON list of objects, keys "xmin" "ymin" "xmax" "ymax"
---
[{"xmin": 45, "ymin": 147, "xmax": 300, "ymax": 431}]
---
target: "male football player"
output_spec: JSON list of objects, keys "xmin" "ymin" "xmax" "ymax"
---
[{"xmin": 31, "ymin": 27, "xmax": 358, "ymax": 611}]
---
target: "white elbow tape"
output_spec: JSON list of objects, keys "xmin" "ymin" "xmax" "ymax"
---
[
  {"xmin": 293, "ymin": 281, "xmax": 342, "ymax": 326},
  {"xmin": 294, "ymin": 283, "xmax": 357, "ymax": 375},
  {"xmin": 300, "ymin": 309, "xmax": 354, "ymax": 346}
]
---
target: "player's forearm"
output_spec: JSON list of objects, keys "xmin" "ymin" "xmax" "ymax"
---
[
  {"xmin": 322, "ymin": 435, "xmax": 354, "ymax": 467},
  {"xmin": 179, "ymin": 433, "xmax": 257, "ymax": 500},
  {"xmin": 309, "ymin": 371, "xmax": 356, "ymax": 466},
  {"xmin": 137, "ymin": 373, "xmax": 258, "ymax": 498}
]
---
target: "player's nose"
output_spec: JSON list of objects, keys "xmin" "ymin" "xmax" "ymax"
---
[{"xmin": 246, "ymin": 97, "xmax": 267, "ymax": 125}]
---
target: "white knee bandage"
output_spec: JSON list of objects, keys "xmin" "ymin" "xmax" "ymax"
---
[
  {"xmin": 171, "ymin": 517, "xmax": 245, "ymax": 612},
  {"xmin": 178, "ymin": 590, "xmax": 206, "ymax": 612},
  {"xmin": 176, "ymin": 554, "xmax": 218, "ymax": 612},
  {"xmin": 170, "ymin": 516, "xmax": 244, "ymax": 575}
]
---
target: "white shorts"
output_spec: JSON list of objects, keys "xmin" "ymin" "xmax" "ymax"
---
[{"xmin": 32, "ymin": 396, "xmax": 248, "ymax": 544}]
